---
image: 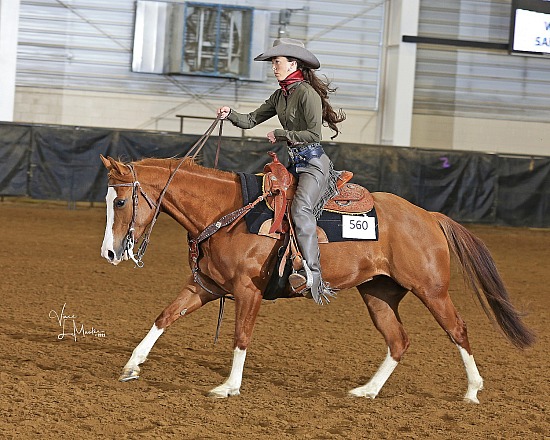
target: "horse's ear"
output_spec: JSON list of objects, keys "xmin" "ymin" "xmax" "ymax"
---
[
  {"xmin": 100, "ymin": 154, "xmax": 111, "ymax": 170},
  {"xmin": 100, "ymin": 155, "xmax": 129, "ymax": 176}
]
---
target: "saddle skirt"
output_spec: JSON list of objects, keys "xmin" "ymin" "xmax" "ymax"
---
[{"xmin": 262, "ymin": 151, "xmax": 374, "ymax": 234}]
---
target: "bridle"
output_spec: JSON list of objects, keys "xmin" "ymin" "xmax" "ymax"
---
[
  {"xmin": 107, "ymin": 116, "xmax": 224, "ymax": 268},
  {"xmin": 108, "ymin": 165, "xmax": 157, "ymax": 267}
]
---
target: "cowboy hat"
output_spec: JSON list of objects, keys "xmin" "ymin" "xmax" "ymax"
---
[{"xmin": 254, "ymin": 38, "xmax": 320, "ymax": 69}]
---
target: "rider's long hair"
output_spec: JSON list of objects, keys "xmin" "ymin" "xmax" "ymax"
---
[{"xmin": 291, "ymin": 58, "xmax": 346, "ymax": 139}]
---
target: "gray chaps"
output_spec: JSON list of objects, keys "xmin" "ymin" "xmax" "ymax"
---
[{"xmin": 290, "ymin": 154, "xmax": 332, "ymax": 302}]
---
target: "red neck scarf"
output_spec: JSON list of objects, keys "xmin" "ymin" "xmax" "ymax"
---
[{"xmin": 279, "ymin": 70, "xmax": 304, "ymax": 96}]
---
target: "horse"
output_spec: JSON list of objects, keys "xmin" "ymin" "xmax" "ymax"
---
[{"xmin": 99, "ymin": 154, "xmax": 535, "ymax": 403}]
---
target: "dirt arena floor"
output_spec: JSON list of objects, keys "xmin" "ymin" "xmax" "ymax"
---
[{"xmin": 0, "ymin": 200, "xmax": 548, "ymax": 439}]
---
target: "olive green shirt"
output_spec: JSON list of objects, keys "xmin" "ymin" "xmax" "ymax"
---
[{"xmin": 227, "ymin": 81, "xmax": 323, "ymax": 145}]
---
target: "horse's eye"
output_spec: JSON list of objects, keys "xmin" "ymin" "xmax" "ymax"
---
[{"xmin": 115, "ymin": 199, "xmax": 126, "ymax": 208}]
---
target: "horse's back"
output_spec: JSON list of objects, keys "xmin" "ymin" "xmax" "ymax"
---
[{"xmin": 371, "ymin": 191, "xmax": 442, "ymax": 234}]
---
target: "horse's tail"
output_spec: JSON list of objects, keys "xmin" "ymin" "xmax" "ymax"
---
[{"xmin": 431, "ymin": 212, "xmax": 536, "ymax": 349}]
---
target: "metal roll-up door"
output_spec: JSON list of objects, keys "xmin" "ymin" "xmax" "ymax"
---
[
  {"xmin": 17, "ymin": 1, "xmax": 386, "ymax": 114},
  {"xmin": 415, "ymin": 0, "xmax": 550, "ymax": 122}
]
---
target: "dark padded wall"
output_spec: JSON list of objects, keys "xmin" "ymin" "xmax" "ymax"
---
[{"xmin": 0, "ymin": 122, "xmax": 548, "ymax": 227}]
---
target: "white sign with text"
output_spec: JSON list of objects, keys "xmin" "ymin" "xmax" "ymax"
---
[
  {"xmin": 342, "ymin": 214, "xmax": 377, "ymax": 240},
  {"xmin": 513, "ymin": 8, "xmax": 550, "ymax": 54}
]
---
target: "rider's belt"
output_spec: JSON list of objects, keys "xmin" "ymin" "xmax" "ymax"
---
[{"xmin": 288, "ymin": 143, "xmax": 325, "ymax": 168}]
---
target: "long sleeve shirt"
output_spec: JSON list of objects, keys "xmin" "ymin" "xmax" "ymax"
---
[{"xmin": 226, "ymin": 81, "xmax": 323, "ymax": 145}]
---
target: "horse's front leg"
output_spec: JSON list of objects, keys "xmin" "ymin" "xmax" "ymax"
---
[
  {"xmin": 208, "ymin": 288, "xmax": 263, "ymax": 398},
  {"xmin": 119, "ymin": 278, "xmax": 215, "ymax": 382}
]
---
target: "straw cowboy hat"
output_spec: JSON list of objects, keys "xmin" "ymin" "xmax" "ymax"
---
[{"xmin": 254, "ymin": 38, "xmax": 320, "ymax": 69}]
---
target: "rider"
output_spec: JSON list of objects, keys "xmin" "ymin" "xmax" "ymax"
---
[{"xmin": 217, "ymin": 38, "xmax": 345, "ymax": 305}]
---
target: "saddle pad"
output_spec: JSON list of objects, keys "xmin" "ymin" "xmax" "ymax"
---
[{"xmin": 238, "ymin": 172, "xmax": 378, "ymax": 242}]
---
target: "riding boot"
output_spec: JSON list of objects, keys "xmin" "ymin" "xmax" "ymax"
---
[
  {"xmin": 289, "ymin": 155, "xmax": 336, "ymax": 305},
  {"xmin": 295, "ymin": 232, "xmax": 336, "ymax": 305}
]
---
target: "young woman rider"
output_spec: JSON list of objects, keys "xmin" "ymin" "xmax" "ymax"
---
[{"xmin": 217, "ymin": 38, "xmax": 345, "ymax": 305}]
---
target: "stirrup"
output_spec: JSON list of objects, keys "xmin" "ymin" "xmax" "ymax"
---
[
  {"xmin": 288, "ymin": 260, "xmax": 314, "ymax": 296},
  {"xmin": 288, "ymin": 272, "xmax": 308, "ymax": 295}
]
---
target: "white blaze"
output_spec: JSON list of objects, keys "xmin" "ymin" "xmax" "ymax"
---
[{"xmin": 101, "ymin": 187, "xmax": 116, "ymax": 261}]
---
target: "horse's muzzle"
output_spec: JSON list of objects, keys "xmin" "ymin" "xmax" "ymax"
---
[
  {"xmin": 102, "ymin": 248, "xmax": 121, "ymax": 265},
  {"xmin": 101, "ymin": 242, "xmax": 128, "ymax": 265},
  {"xmin": 105, "ymin": 249, "xmax": 119, "ymax": 265}
]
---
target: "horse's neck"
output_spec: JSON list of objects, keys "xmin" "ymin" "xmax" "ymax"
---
[{"xmin": 143, "ymin": 162, "xmax": 241, "ymax": 237}]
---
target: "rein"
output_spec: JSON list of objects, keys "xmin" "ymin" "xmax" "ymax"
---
[
  {"xmin": 108, "ymin": 116, "xmax": 268, "ymax": 342},
  {"xmin": 135, "ymin": 116, "xmax": 225, "ymax": 264},
  {"xmin": 109, "ymin": 116, "xmax": 224, "ymax": 268}
]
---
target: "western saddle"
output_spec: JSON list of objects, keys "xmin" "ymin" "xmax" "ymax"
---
[{"xmin": 262, "ymin": 151, "xmax": 373, "ymax": 235}]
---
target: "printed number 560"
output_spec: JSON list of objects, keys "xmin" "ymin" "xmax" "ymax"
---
[
  {"xmin": 342, "ymin": 215, "xmax": 376, "ymax": 239},
  {"xmin": 349, "ymin": 219, "xmax": 370, "ymax": 230}
]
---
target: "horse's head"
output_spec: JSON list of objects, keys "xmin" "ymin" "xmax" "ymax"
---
[{"xmin": 100, "ymin": 155, "xmax": 157, "ymax": 266}]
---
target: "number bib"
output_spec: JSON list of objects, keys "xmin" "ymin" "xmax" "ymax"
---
[{"xmin": 342, "ymin": 214, "xmax": 377, "ymax": 240}]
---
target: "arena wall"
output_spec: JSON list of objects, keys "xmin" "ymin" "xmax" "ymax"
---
[{"xmin": 1, "ymin": 121, "xmax": 548, "ymax": 228}]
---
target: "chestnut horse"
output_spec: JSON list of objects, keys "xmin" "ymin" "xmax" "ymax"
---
[{"xmin": 100, "ymin": 155, "xmax": 535, "ymax": 403}]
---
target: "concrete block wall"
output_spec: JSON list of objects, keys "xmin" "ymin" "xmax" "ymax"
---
[{"xmin": 13, "ymin": 86, "xmax": 380, "ymax": 144}]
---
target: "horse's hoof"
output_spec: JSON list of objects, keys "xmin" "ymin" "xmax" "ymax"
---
[
  {"xmin": 349, "ymin": 387, "xmax": 377, "ymax": 399},
  {"xmin": 463, "ymin": 396, "xmax": 480, "ymax": 404},
  {"xmin": 119, "ymin": 366, "xmax": 140, "ymax": 382},
  {"xmin": 208, "ymin": 386, "xmax": 240, "ymax": 399}
]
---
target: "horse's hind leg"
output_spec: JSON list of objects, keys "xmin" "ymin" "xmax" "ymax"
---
[
  {"xmin": 416, "ymin": 287, "xmax": 484, "ymax": 403},
  {"xmin": 350, "ymin": 276, "xmax": 409, "ymax": 399},
  {"xmin": 119, "ymin": 278, "xmax": 215, "ymax": 382}
]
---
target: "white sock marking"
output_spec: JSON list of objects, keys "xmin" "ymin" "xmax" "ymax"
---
[
  {"xmin": 209, "ymin": 347, "xmax": 247, "ymax": 398},
  {"xmin": 125, "ymin": 324, "xmax": 165, "ymax": 368},
  {"xmin": 457, "ymin": 345, "xmax": 483, "ymax": 403},
  {"xmin": 349, "ymin": 347, "xmax": 398, "ymax": 398}
]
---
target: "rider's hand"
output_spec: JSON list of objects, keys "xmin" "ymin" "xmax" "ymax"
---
[
  {"xmin": 267, "ymin": 131, "xmax": 277, "ymax": 144},
  {"xmin": 217, "ymin": 106, "xmax": 231, "ymax": 119}
]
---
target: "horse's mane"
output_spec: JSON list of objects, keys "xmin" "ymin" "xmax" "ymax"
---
[
  {"xmin": 138, "ymin": 157, "xmax": 236, "ymax": 179},
  {"xmin": 109, "ymin": 157, "xmax": 237, "ymax": 182}
]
